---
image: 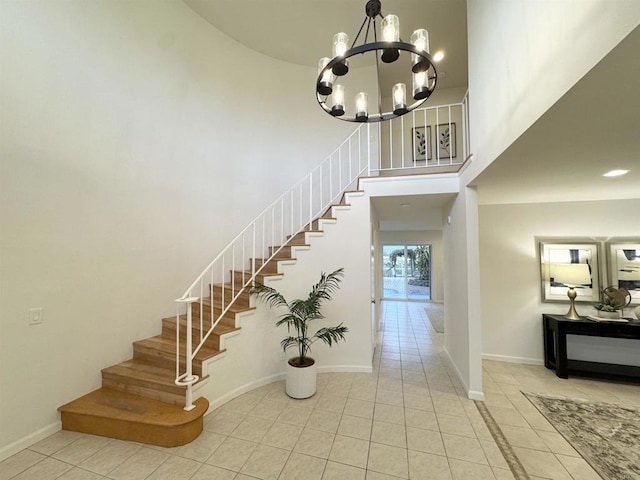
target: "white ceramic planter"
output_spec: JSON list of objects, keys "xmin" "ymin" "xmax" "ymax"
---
[
  {"xmin": 596, "ymin": 310, "xmax": 621, "ymax": 319},
  {"xmin": 634, "ymin": 305, "xmax": 640, "ymax": 322},
  {"xmin": 286, "ymin": 358, "xmax": 317, "ymax": 399}
]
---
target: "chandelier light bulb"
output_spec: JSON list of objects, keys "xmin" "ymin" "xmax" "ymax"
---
[
  {"xmin": 332, "ymin": 32, "xmax": 350, "ymax": 76},
  {"xmin": 355, "ymin": 92, "xmax": 368, "ymax": 121},
  {"xmin": 382, "ymin": 15, "xmax": 399, "ymax": 42},
  {"xmin": 392, "ymin": 83, "xmax": 407, "ymax": 115},
  {"xmin": 413, "ymin": 71, "xmax": 430, "ymax": 100},
  {"xmin": 410, "ymin": 29, "xmax": 430, "ymax": 73},
  {"xmin": 381, "ymin": 14, "xmax": 400, "ymax": 63},
  {"xmin": 331, "ymin": 84, "xmax": 345, "ymax": 116},
  {"xmin": 317, "ymin": 57, "xmax": 335, "ymax": 96}
]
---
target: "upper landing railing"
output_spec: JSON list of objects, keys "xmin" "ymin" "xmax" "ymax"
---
[{"xmin": 173, "ymin": 94, "xmax": 469, "ymax": 410}]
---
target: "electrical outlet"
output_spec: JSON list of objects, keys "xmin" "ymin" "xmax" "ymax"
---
[{"xmin": 29, "ymin": 308, "xmax": 44, "ymax": 325}]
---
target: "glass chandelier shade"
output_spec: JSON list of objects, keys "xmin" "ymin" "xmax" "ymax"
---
[{"xmin": 316, "ymin": 0, "xmax": 438, "ymax": 123}]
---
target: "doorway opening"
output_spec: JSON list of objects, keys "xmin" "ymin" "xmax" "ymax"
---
[{"xmin": 382, "ymin": 244, "xmax": 431, "ymax": 300}]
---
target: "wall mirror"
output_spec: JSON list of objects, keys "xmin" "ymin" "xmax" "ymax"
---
[
  {"xmin": 607, "ymin": 241, "xmax": 640, "ymax": 305},
  {"xmin": 540, "ymin": 242, "xmax": 600, "ymax": 302}
]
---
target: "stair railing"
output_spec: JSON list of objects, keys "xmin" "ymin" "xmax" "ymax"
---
[
  {"xmin": 174, "ymin": 99, "xmax": 469, "ymax": 410},
  {"xmin": 174, "ymin": 123, "xmax": 373, "ymax": 410}
]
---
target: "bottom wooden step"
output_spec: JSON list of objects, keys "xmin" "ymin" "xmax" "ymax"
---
[{"xmin": 58, "ymin": 388, "xmax": 208, "ymax": 447}]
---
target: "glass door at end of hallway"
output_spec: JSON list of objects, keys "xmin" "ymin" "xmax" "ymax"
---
[{"xmin": 382, "ymin": 244, "xmax": 431, "ymax": 301}]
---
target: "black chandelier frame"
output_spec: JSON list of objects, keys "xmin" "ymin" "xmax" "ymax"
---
[{"xmin": 315, "ymin": 0, "xmax": 438, "ymax": 123}]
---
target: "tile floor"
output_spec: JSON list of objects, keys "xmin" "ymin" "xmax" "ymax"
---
[{"xmin": 2, "ymin": 301, "xmax": 639, "ymax": 479}]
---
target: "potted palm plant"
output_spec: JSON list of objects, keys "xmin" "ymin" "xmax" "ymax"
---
[{"xmin": 251, "ymin": 268, "xmax": 348, "ymax": 398}]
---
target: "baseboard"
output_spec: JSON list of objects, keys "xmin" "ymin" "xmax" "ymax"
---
[
  {"xmin": 482, "ymin": 353, "xmax": 544, "ymax": 366},
  {"xmin": 205, "ymin": 373, "xmax": 286, "ymax": 413},
  {"xmin": 442, "ymin": 348, "xmax": 485, "ymax": 401},
  {"xmin": 0, "ymin": 421, "xmax": 61, "ymax": 462}
]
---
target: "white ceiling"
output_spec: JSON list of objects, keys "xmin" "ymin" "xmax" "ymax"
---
[
  {"xmin": 371, "ymin": 194, "xmax": 455, "ymax": 231},
  {"xmin": 183, "ymin": 0, "xmax": 469, "ymax": 92}
]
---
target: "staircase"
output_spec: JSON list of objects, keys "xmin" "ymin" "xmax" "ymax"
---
[{"xmin": 58, "ymin": 197, "xmax": 350, "ymax": 447}]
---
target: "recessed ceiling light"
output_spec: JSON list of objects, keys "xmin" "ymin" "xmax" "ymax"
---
[
  {"xmin": 432, "ymin": 51, "xmax": 445, "ymax": 62},
  {"xmin": 603, "ymin": 169, "xmax": 629, "ymax": 177},
  {"xmin": 400, "ymin": 203, "xmax": 412, "ymax": 208}
]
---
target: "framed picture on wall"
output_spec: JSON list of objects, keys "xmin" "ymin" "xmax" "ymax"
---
[
  {"xmin": 607, "ymin": 241, "xmax": 640, "ymax": 305},
  {"xmin": 412, "ymin": 126, "xmax": 432, "ymax": 163},
  {"xmin": 435, "ymin": 123, "xmax": 457, "ymax": 160},
  {"xmin": 539, "ymin": 241, "xmax": 600, "ymax": 303}
]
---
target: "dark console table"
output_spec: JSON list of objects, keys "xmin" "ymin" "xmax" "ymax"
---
[{"xmin": 543, "ymin": 314, "xmax": 640, "ymax": 380}]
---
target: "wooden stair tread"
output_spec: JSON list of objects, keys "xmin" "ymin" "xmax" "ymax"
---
[
  {"xmin": 102, "ymin": 361, "xmax": 178, "ymax": 386},
  {"xmin": 197, "ymin": 298, "xmax": 255, "ymax": 314},
  {"xmin": 168, "ymin": 315, "xmax": 244, "ymax": 333},
  {"xmin": 59, "ymin": 388, "xmax": 207, "ymax": 427},
  {"xmin": 134, "ymin": 336, "xmax": 222, "ymax": 360}
]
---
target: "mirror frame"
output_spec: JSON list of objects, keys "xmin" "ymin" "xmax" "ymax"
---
[
  {"xmin": 539, "ymin": 241, "xmax": 601, "ymax": 303},
  {"xmin": 607, "ymin": 241, "xmax": 640, "ymax": 305}
]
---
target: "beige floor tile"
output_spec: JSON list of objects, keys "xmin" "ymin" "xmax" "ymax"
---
[
  {"xmin": 205, "ymin": 437, "xmax": 256, "ymax": 472},
  {"xmin": 249, "ymin": 398, "xmax": 288, "ymax": 421},
  {"xmin": 294, "ymin": 428, "xmax": 335, "ymax": 459},
  {"xmin": 146, "ymin": 455, "xmax": 201, "ymax": 480},
  {"xmin": 556, "ymin": 454, "xmax": 601, "ymax": 480},
  {"xmin": 405, "ymin": 408, "xmax": 439, "ymax": 432},
  {"xmin": 52, "ymin": 435, "xmax": 112, "ymax": 465},
  {"xmin": 403, "ymin": 393, "xmax": 433, "ymax": 411},
  {"xmin": 172, "ymin": 431, "xmax": 225, "ymax": 462},
  {"xmin": 28, "ymin": 431, "xmax": 84, "ymax": 456},
  {"xmin": 498, "ymin": 424, "xmax": 549, "ymax": 452},
  {"xmin": 402, "ymin": 383, "xmax": 430, "ymax": 397},
  {"xmin": 373, "ymin": 404, "xmax": 404, "ymax": 425},
  {"xmin": 491, "ymin": 467, "xmax": 516, "ymax": 480},
  {"xmin": 189, "ymin": 464, "xmax": 235, "ymax": 480},
  {"xmin": 57, "ymin": 468, "xmax": 105, "ymax": 480},
  {"xmin": 486, "ymin": 406, "xmax": 530, "ymax": 429},
  {"xmin": 230, "ymin": 415, "xmax": 273, "ymax": 443},
  {"xmin": 365, "ymin": 471, "xmax": 405, "ymax": 480},
  {"xmin": 261, "ymin": 421, "xmax": 302, "ymax": 450},
  {"xmin": 343, "ymin": 398, "xmax": 375, "ymax": 420},
  {"xmin": 204, "ymin": 410, "xmax": 245, "ymax": 435},
  {"xmin": 220, "ymin": 393, "xmax": 262, "ymax": 414},
  {"xmin": 11, "ymin": 457, "xmax": 72, "ymax": 480},
  {"xmin": 511, "ymin": 447, "xmax": 572, "ymax": 480},
  {"xmin": 371, "ymin": 421, "xmax": 406, "ymax": 448},
  {"xmin": 322, "ymin": 461, "xmax": 366, "ymax": 480},
  {"xmin": 406, "ymin": 426, "xmax": 445, "ymax": 455},
  {"xmin": 306, "ymin": 409, "xmax": 342, "ymax": 434},
  {"xmin": 316, "ymin": 394, "xmax": 348, "ymax": 413},
  {"xmin": 239, "ymin": 444, "xmax": 289, "ymax": 480},
  {"xmin": 277, "ymin": 405, "xmax": 314, "ymax": 427},
  {"xmin": 367, "ymin": 443, "xmax": 408, "ymax": 478},
  {"xmin": 479, "ymin": 440, "xmax": 508, "ymax": 469},
  {"xmin": 279, "ymin": 452, "xmax": 326, "ymax": 480},
  {"xmin": 108, "ymin": 447, "xmax": 170, "ymax": 480},
  {"xmin": 535, "ymin": 430, "xmax": 579, "ymax": 457},
  {"xmin": 78, "ymin": 439, "xmax": 141, "ymax": 475},
  {"xmin": 0, "ymin": 449, "xmax": 46, "ymax": 479},
  {"xmin": 328, "ymin": 435, "xmax": 369, "ymax": 469},
  {"xmin": 348, "ymin": 385, "xmax": 377, "ymax": 403},
  {"xmin": 435, "ymin": 413, "xmax": 475, "ymax": 438},
  {"xmin": 450, "ymin": 458, "xmax": 496, "ymax": 479},
  {"xmin": 407, "ymin": 450, "xmax": 452, "ymax": 480},
  {"xmin": 442, "ymin": 434, "xmax": 488, "ymax": 465},
  {"xmin": 376, "ymin": 389, "xmax": 404, "ymax": 407},
  {"xmin": 337, "ymin": 415, "xmax": 372, "ymax": 440}
]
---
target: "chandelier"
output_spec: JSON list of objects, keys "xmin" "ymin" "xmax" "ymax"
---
[{"xmin": 316, "ymin": 0, "xmax": 438, "ymax": 123}]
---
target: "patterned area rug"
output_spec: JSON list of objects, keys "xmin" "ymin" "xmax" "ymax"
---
[
  {"xmin": 524, "ymin": 392, "xmax": 640, "ymax": 480},
  {"xmin": 425, "ymin": 302, "xmax": 444, "ymax": 333}
]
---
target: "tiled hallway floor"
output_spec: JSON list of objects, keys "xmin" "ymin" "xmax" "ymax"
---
[{"xmin": 2, "ymin": 301, "xmax": 639, "ymax": 479}]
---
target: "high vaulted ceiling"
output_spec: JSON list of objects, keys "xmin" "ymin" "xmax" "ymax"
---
[{"xmin": 183, "ymin": 0, "xmax": 469, "ymax": 92}]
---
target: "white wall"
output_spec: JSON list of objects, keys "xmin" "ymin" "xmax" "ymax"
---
[
  {"xmin": 0, "ymin": 0, "xmax": 370, "ymax": 457},
  {"xmin": 379, "ymin": 230, "xmax": 444, "ymax": 303},
  {"xmin": 464, "ymin": 0, "xmax": 640, "ymax": 185},
  {"xmin": 443, "ymin": 187, "xmax": 483, "ymax": 400},
  {"xmin": 479, "ymin": 199, "xmax": 640, "ymax": 365}
]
